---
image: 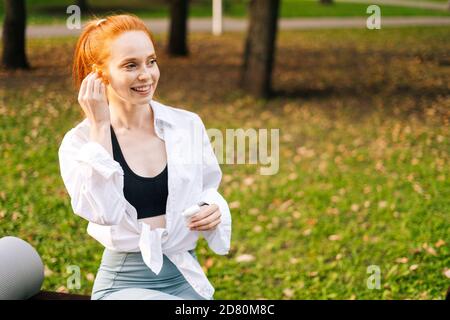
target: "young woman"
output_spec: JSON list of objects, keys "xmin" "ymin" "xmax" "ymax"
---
[{"xmin": 58, "ymin": 14, "xmax": 232, "ymax": 300}]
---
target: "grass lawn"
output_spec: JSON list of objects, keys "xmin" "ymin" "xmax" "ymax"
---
[
  {"xmin": 0, "ymin": 26, "xmax": 449, "ymax": 299},
  {"xmin": 407, "ymin": 0, "xmax": 448, "ymax": 2},
  {"xmin": 0, "ymin": 0, "xmax": 449, "ymax": 25}
]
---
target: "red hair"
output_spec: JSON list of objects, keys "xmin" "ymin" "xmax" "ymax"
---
[{"xmin": 72, "ymin": 14, "xmax": 156, "ymax": 90}]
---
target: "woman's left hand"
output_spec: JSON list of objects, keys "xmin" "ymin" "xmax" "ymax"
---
[{"xmin": 188, "ymin": 204, "xmax": 221, "ymax": 231}]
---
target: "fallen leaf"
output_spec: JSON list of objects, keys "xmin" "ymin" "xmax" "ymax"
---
[
  {"xmin": 56, "ymin": 286, "xmax": 68, "ymax": 293},
  {"xmin": 292, "ymin": 211, "xmax": 301, "ymax": 219},
  {"xmin": 378, "ymin": 201, "xmax": 388, "ymax": 209},
  {"xmin": 409, "ymin": 264, "xmax": 419, "ymax": 271},
  {"xmin": 280, "ymin": 199, "xmax": 294, "ymax": 211},
  {"xmin": 86, "ymin": 273, "xmax": 95, "ymax": 282},
  {"xmin": 253, "ymin": 225, "xmax": 263, "ymax": 233},
  {"xmin": 229, "ymin": 201, "xmax": 240, "ymax": 209},
  {"xmin": 205, "ymin": 258, "xmax": 214, "ymax": 269},
  {"xmin": 289, "ymin": 257, "xmax": 299, "ymax": 264},
  {"xmin": 308, "ymin": 271, "xmax": 318, "ymax": 277},
  {"xmin": 236, "ymin": 254, "xmax": 255, "ymax": 263},
  {"xmin": 395, "ymin": 257, "xmax": 408, "ymax": 264},
  {"xmin": 283, "ymin": 288, "xmax": 295, "ymax": 298},
  {"xmin": 243, "ymin": 176, "xmax": 254, "ymax": 186},
  {"xmin": 443, "ymin": 268, "xmax": 450, "ymax": 279},
  {"xmin": 328, "ymin": 234, "xmax": 341, "ymax": 241},
  {"xmin": 288, "ymin": 172, "xmax": 298, "ymax": 180},
  {"xmin": 435, "ymin": 239, "xmax": 446, "ymax": 248},
  {"xmin": 44, "ymin": 265, "xmax": 53, "ymax": 277},
  {"xmin": 426, "ymin": 247, "xmax": 437, "ymax": 256}
]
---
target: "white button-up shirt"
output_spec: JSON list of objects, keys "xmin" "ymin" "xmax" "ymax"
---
[{"xmin": 58, "ymin": 99, "xmax": 232, "ymax": 300}]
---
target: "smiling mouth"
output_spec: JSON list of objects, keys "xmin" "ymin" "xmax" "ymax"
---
[{"xmin": 131, "ymin": 84, "xmax": 152, "ymax": 94}]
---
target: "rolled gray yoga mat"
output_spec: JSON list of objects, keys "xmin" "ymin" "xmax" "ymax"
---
[{"xmin": 0, "ymin": 236, "xmax": 44, "ymax": 300}]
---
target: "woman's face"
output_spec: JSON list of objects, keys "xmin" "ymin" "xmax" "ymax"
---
[{"xmin": 105, "ymin": 30, "xmax": 160, "ymax": 104}]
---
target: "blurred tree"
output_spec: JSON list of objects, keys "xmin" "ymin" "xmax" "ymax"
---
[
  {"xmin": 319, "ymin": 0, "xmax": 334, "ymax": 4},
  {"xmin": 241, "ymin": 0, "xmax": 280, "ymax": 98},
  {"xmin": 1, "ymin": 0, "xmax": 29, "ymax": 69},
  {"xmin": 168, "ymin": 0, "xmax": 189, "ymax": 56},
  {"xmin": 76, "ymin": 0, "xmax": 89, "ymax": 13}
]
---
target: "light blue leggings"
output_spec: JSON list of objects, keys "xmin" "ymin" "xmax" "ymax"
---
[{"xmin": 91, "ymin": 248, "xmax": 212, "ymax": 300}]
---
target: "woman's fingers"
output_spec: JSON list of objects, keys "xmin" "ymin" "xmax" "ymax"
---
[
  {"xmin": 78, "ymin": 71, "xmax": 92, "ymax": 101},
  {"xmin": 82, "ymin": 72, "xmax": 93, "ymax": 98},
  {"xmin": 189, "ymin": 208, "xmax": 221, "ymax": 230},
  {"xmin": 94, "ymin": 78, "xmax": 102, "ymax": 97},
  {"xmin": 190, "ymin": 204, "xmax": 219, "ymax": 223},
  {"xmin": 77, "ymin": 70, "xmax": 111, "ymax": 125},
  {"xmin": 191, "ymin": 217, "xmax": 221, "ymax": 231},
  {"xmin": 100, "ymin": 81, "xmax": 105, "ymax": 98},
  {"xmin": 101, "ymin": 81, "xmax": 108, "ymax": 104},
  {"xmin": 86, "ymin": 72, "xmax": 97, "ymax": 98}
]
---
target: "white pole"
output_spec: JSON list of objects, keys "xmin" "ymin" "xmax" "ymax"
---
[{"xmin": 212, "ymin": 0, "xmax": 223, "ymax": 35}]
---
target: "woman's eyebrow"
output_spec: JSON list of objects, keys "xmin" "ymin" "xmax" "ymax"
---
[{"xmin": 120, "ymin": 53, "xmax": 157, "ymax": 63}]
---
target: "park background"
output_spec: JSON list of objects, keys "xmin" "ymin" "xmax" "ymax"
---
[{"xmin": 0, "ymin": 0, "xmax": 449, "ymax": 299}]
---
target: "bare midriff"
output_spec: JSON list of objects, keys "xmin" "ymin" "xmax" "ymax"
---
[{"xmin": 139, "ymin": 213, "xmax": 166, "ymax": 230}]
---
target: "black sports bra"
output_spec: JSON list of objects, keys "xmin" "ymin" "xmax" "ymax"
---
[{"xmin": 110, "ymin": 125, "xmax": 168, "ymax": 219}]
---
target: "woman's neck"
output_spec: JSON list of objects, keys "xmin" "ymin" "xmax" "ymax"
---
[{"xmin": 107, "ymin": 90, "xmax": 153, "ymax": 132}]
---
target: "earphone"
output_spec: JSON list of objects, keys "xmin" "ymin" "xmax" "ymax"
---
[
  {"xmin": 91, "ymin": 64, "xmax": 109, "ymax": 85},
  {"xmin": 182, "ymin": 204, "xmax": 201, "ymax": 219}
]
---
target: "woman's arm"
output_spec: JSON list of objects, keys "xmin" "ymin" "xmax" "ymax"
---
[{"xmin": 58, "ymin": 127, "xmax": 127, "ymax": 226}]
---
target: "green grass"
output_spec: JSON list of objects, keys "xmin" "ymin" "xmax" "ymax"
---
[
  {"xmin": 0, "ymin": 0, "xmax": 449, "ymax": 25},
  {"xmin": 392, "ymin": 0, "xmax": 448, "ymax": 2},
  {"xmin": 0, "ymin": 26, "xmax": 449, "ymax": 299}
]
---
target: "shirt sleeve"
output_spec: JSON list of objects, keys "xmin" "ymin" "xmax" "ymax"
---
[
  {"xmin": 195, "ymin": 115, "xmax": 232, "ymax": 255},
  {"xmin": 58, "ymin": 128, "xmax": 128, "ymax": 226}
]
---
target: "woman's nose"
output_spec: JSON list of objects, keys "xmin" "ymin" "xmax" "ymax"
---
[
  {"xmin": 138, "ymin": 66, "xmax": 154, "ymax": 81},
  {"xmin": 138, "ymin": 72, "xmax": 150, "ymax": 81}
]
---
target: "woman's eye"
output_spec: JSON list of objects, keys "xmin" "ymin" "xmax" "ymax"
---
[{"xmin": 124, "ymin": 60, "xmax": 156, "ymax": 70}]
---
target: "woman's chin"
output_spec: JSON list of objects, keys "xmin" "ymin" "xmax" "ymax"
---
[
  {"xmin": 141, "ymin": 93, "xmax": 154, "ymax": 102},
  {"xmin": 128, "ymin": 93, "xmax": 154, "ymax": 103}
]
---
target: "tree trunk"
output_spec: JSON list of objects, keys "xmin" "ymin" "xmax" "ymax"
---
[
  {"xmin": 168, "ymin": 0, "xmax": 189, "ymax": 56},
  {"xmin": 1, "ymin": 0, "xmax": 29, "ymax": 69},
  {"xmin": 241, "ymin": 0, "xmax": 280, "ymax": 98}
]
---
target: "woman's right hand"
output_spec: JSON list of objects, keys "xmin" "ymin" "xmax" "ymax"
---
[{"xmin": 78, "ymin": 71, "xmax": 111, "ymax": 126}]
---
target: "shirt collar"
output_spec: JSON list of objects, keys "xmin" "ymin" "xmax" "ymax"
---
[{"xmin": 150, "ymin": 100, "xmax": 176, "ymax": 127}]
